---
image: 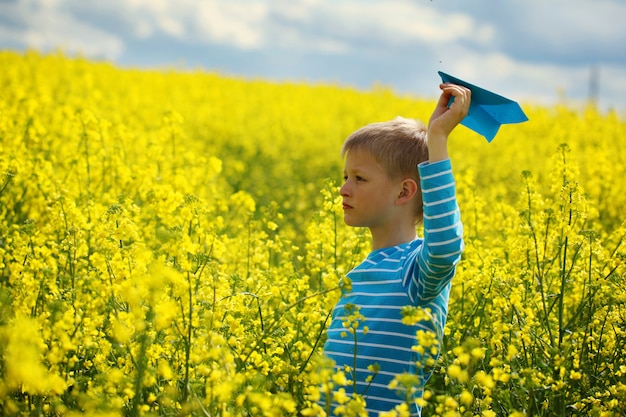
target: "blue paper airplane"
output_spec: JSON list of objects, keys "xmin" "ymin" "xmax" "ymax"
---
[{"xmin": 438, "ymin": 71, "xmax": 528, "ymax": 142}]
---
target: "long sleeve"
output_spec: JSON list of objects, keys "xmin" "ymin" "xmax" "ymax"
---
[{"xmin": 409, "ymin": 158, "xmax": 464, "ymax": 304}]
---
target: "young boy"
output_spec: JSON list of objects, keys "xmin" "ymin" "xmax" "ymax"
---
[{"xmin": 321, "ymin": 83, "xmax": 471, "ymax": 416}]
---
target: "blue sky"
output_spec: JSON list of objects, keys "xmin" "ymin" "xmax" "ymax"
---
[{"xmin": 1, "ymin": 0, "xmax": 625, "ymax": 112}]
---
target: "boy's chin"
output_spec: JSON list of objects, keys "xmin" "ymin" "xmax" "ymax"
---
[{"xmin": 343, "ymin": 216, "xmax": 364, "ymax": 228}]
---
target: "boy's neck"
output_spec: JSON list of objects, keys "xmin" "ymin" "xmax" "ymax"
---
[{"xmin": 370, "ymin": 226, "xmax": 418, "ymax": 251}]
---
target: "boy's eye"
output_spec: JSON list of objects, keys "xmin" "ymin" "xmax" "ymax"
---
[{"xmin": 342, "ymin": 175, "xmax": 366, "ymax": 182}]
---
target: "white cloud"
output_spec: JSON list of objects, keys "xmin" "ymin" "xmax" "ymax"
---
[
  {"xmin": 0, "ymin": 0, "xmax": 124, "ymax": 58},
  {"xmin": 441, "ymin": 50, "xmax": 613, "ymax": 110},
  {"xmin": 0, "ymin": 0, "xmax": 624, "ymax": 110},
  {"xmin": 522, "ymin": 0, "xmax": 626, "ymax": 43},
  {"xmin": 191, "ymin": 1, "xmax": 268, "ymax": 49},
  {"xmin": 266, "ymin": 0, "xmax": 494, "ymax": 50},
  {"xmin": 78, "ymin": 0, "xmax": 271, "ymax": 49},
  {"xmin": 22, "ymin": 24, "xmax": 124, "ymax": 59},
  {"xmin": 372, "ymin": 2, "xmax": 490, "ymax": 45}
]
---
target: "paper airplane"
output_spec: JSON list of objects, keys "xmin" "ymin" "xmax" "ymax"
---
[{"xmin": 439, "ymin": 71, "xmax": 529, "ymax": 142}]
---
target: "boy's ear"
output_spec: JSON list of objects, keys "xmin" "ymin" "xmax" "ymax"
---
[{"xmin": 397, "ymin": 178, "xmax": 418, "ymax": 205}]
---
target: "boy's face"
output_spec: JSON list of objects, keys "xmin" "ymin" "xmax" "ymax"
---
[{"xmin": 340, "ymin": 149, "xmax": 402, "ymax": 229}]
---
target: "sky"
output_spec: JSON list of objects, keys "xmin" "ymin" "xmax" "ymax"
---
[{"xmin": 1, "ymin": 0, "xmax": 626, "ymax": 112}]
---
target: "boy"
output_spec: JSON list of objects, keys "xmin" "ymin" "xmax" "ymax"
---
[{"xmin": 321, "ymin": 83, "xmax": 471, "ymax": 416}]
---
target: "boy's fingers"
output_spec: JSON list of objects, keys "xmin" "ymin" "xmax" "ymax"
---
[
  {"xmin": 441, "ymin": 84, "xmax": 471, "ymax": 116},
  {"xmin": 429, "ymin": 83, "xmax": 472, "ymax": 135}
]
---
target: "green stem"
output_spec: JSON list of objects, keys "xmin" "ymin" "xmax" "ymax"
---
[
  {"xmin": 182, "ymin": 271, "xmax": 193, "ymax": 403},
  {"xmin": 524, "ymin": 178, "xmax": 553, "ymax": 346},
  {"xmin": 236, "ymin": 286, "xmax": 341, "ymax": 367},
  {"xmin": 298, "ymin": 309, "xmax": 333, "ymax": 374},
  {"xmin": 129, "ymin": 322, "xmax": 150, "ymax": 417},
  {"xmin": 557, "ymin": 235, "xmax": 568, "ymax": 349}
]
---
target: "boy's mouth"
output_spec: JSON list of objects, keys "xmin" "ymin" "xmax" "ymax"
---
[{"xmin": 342, "ymin": 203, "xmax": 352, "ymax": 209}]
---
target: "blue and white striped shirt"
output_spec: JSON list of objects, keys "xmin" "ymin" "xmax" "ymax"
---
[{"xmin": 322, "ymin": 159, "xmax": 464, "ymax": 416}]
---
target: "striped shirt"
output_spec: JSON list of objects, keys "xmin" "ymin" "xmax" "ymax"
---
[{"xmin": 321, "ymin": 159, "xmax": 464, "ymax": 416}]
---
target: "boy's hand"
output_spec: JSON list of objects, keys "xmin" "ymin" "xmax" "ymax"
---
[
  {"xmin": 427, "ymin": 83, "xmax": 471, "ymax": 162},
  {"xmin": 429, "ymin": 83, "xmax": 471, "ymax": 138}
]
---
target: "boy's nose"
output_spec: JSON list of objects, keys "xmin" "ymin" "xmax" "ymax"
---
[{"xmin": 340, "ymin": 182, "xmax": 350, "ymax": 197}]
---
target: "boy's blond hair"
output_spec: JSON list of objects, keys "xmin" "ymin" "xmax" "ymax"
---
[{"xmin": 341, "ymin": 116, "xmax": 429, "ymax": 222}]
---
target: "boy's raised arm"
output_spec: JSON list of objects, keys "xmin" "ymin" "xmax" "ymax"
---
[{"xmin": 427, "ymin": 83, "xmax": 471, "ymax": 162}]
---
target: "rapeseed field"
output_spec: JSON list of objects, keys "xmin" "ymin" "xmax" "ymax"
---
[{"xmin": 1, "ymin": 50, "xmax": 625, "ymax": 416}]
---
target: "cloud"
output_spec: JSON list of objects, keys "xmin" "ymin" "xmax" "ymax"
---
[
  {"xmin": 13, "ymin": 0, "xmax": 494, "ymax": 55},
  {"xmin": 0, "ymin": 0, "xmax": 124, "ymax": 58},
  {"xmin": 191, "ymin": 1, "xmax": 268, "ymax": 49},
  {"xmin": 259, "ymin": 0, "xmax": 496, "ymax": 55},
  {"xmin": 445, "ymin": 51, "xmax": 590, "ymax": 104},
  {"xmin": 0, "ymin": 0, "xmax": 624, "ymax": 110},
  {"xmin": 108, "ymin": 0, "xmax": 269, "ymax": 49},
  {"xmin": 456, "ymin": 0, "xmax": 626, "ymax": 65}
]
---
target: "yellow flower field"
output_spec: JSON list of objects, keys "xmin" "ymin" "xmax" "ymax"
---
[{"xmin": 1, "ymin": 50, "xmax": 625, "ymax": 416}]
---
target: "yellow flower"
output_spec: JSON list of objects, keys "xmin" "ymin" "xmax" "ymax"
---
[
  {"xmin": 332, "ymin": 371, "xmax": 348, "ymax": 386},
  {"xmin": 570, "ymin": 370, "xmax": 582, "ymax": 380},
  {"xmin": 333, "ymin": 388, "xmax": 349, "ymax": 404},
  {"xmin": 447, "ymin": 364, "xmax": 469, "ymax": 383},
  {"xmin": 475, "ymin": 371, "xmax": 495, "ymax": 390},
  {"xmin": 2, "ymin": 315, "xmax": 67, "ymax": 395},
  {"xmin": 460, "ymin": 390, "xmax": 473, "ymax": 406}
]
